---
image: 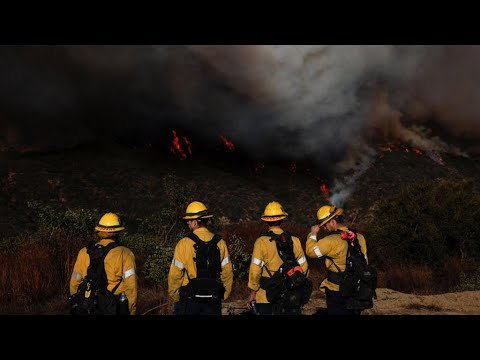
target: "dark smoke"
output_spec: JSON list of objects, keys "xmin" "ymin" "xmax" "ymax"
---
[{"xmin": 1, "ymin": 46, "xmax": 480, "ymax": 173}]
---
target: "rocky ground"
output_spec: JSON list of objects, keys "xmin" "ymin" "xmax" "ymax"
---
[{"xmin": 222, "ymin": 288, "xmax": 480, "ymax": 315}]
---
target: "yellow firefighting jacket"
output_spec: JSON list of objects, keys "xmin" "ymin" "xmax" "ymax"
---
[
  {"xmin": 306, "ymin": 225, "xmax": 367, "ymax": 292},
  {"xmin": 69, "ymin": 238, "xmax": 138, "ymax": 314},
  {"xmin": 168, "ymin": 227, "xmax": 234, "ymax": 302},
  {"xmin": 248, "ymin": 226, "xmax": 308, "ymax": 304}
]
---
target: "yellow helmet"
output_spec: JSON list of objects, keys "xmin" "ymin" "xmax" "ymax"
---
[
  {"xmin": 95, "ymin": 212, "xmax": 125, "ymax": 233},
  {"xmin": 261, "ymin": 201, "xmax": 288, "ymax": 222},
  {"xmin": 183, "ymin": 201, "xmax": 213, "ymax": 220},
  {"xmin": 317, "ymin": 205, "xmax": 343, "ymax": 227}
]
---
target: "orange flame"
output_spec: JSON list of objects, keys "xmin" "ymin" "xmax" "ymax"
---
[
  {"xmin": 183, "ymin": 136, "xmax": 192, "ymax": 155},
  {"xmin": 427, "ymin": 150, "xmax": 445, "ymax": 165},
  {"xmin": 170, "ymin": 130, "xmax": 187, "ymax": 160},
  {"xmin": 320, "ymin": 183, "xmax": 331, "ymax": 202},
  {"xmin": 379, "ymin": 144, "xmax": 393, "ymax": 157},
  {"xmin": 413, "ymin": 147, "xmax": 423, "ymax": 156},
  {"xmin": 380, "ymin": 144, "xmax": 394, "ymax": 152},
  {"xmin": 220, "ymin": 135, "xmax": 235, "ymax": 151}
]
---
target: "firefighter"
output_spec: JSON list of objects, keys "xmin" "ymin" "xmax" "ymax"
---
[
  {"xmin": 306, "ymin": 205, "xmax": 368, "ymax": 315},
  {"xmin": 69, "ymin": 212, "xmax": 138, "ymax": 315},
  {"xmin": 168, "ymin": 201, "xmax": 233, "ymax": 315},
  {"xmin": 246, "ymin": 201, "xmax": 309, "ymax": 315}
]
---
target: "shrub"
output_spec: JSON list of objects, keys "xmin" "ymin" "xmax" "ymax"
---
[
  {"xmin": 26, "ymin": 201, "xmax": 99, "ymax": 235},
  {"xmin": 368, "ymin": 178, "xmax": 480, "ymax": 267},
  {"xmin": 227, "ymin": 234, "xmax": 251, "ymax": 280},
  {"xmin": 451, "ymin": 270, "xmax": 480, "ymax": 292},
  {"xmin": 144, "ymin": 244, "xmax": 175, "ymax": 287}
]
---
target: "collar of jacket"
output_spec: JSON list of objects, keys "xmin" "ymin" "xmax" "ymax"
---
[
  {"xmin": 268, "ymin": 226, "xmax": 284, "ymax": 234},
  {"xmin": 97, "ymin": 238, "xmax": 116, "ymax": 246},
  {"xmin": 193, "ymin": 226, "xmax": 214, "ymax": 240}
]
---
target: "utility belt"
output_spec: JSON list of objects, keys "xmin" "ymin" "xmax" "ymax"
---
[
  {"xmin": 326, "ymin": 270, "xmax": 344, "ymax": 286},
  {"xmin": 179, "ymin": 278, "xmax": 224, "ymax": 303}
]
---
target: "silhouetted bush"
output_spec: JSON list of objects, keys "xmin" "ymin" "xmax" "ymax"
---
[{"xmin": 368, "ymin": 177, "xmax": 480, "ymax": 266}]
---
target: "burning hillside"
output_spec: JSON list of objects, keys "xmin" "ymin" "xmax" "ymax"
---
[
  {"xmin": 1, "ymin": 46, "xmax": 480, "ymax": 314},
  {"xmin": 0, "ymin": 134, "xmax": 478, "ymax": 237}
]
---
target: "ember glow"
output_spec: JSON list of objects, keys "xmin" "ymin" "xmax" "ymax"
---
[
  {"xmin": 413, "ymin": 147, "xmax": 423, "ymax": 155},
  {"xmin": 426, "ymin": 150, "xmax": 445, "ymax": 165},
  {"xmin": 377, "ymin": 143, "xmax": 445, "ymax": 166},
  {"xmin": 170, "ymin": 130, "xmax": 187, "ymax": 160},
  {"xmin": 320, "ymin": 183, "xmax": 331, "ymax": 202},
  {"xmin": 220, "ymin": 135, "xmax": 235, "ymax": 151},
  {"xmin": 183, "ymin": 136, "xmax": 192, "ymax": 155}
]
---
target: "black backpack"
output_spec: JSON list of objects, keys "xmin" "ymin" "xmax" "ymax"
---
[
  {"xmin": 259, "ymin": 231, "xmax": 313, "ymax": 309},
  {"xmin": 326, "ymin": 231, "xmax": 377, "ymax": 311},
  {"xmin": 180, "ymin": 233, "xmax": 225, "ymax": 303},
  {"xmin": 70, "ymin": 242, "xmax": 125, "ymax": 315}
]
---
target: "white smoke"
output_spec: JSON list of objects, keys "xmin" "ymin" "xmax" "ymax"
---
[
  {"xmin": 189, "ymin": 45, "xmax": 432, "ymax": 157},
  {"xmin": 329, "ymin": 142, "xmax": 377, "ymax": 207}
]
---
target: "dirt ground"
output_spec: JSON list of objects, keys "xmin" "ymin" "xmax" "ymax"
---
[{"xmin": 221, "ymin": 288, "xmax": 480, "ymax": 315}]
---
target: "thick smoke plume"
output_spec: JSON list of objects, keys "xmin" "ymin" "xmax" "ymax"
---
[{"xmin": 1, "ymin": 45, "xmax": 480, "ymax": 204}]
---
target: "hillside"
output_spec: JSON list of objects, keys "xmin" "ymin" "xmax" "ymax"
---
[{"xmin": 1, "ymin": 141, "xmax": 479, "ymax": 236}]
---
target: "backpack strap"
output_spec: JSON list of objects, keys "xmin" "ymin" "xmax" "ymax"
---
[
  {"xmin": 185, "ymin": 232, "xmax": 222, "ymax": 247},
  {"xmin": 184, "ymin": 233, "xmax": 201, "ymax": 281},
  {"xmin": 183, "ymin": 233, "xmax": 202, "ymax": 281},
  {"xmin": 344, "ymin": 230, "xmax": 364, "ymax": 263},
  {"xmin": 104, "ymin": 242, "xmax": 126, "ymax": 295},
  {"xmin": 324, "ymin": 255, "xmax": 342, "ymax": 273},
  {"xmin": 185, "ymin": 232, "xmax": 222, "ymax": 250},
  {"xmin": 266, "ymin": 230, "xmax": 295, "ymax": 263},
  {"xmin": 184, "ymin": 231, "xmax": 222, "ymax": 280},
  {"xmin": 210, "ymin": 234, "xmax": 222, "ymax": 246},
  {"xmin": 87, "ymin": 241, "xmax": 122, "ymax": 293},
  {"xmin": 261, "ymin": 231, "xmax": 296, "ymax": 279},
  {"xmin": 87, "ymin": 241, "xmax": 119, "ymax": 259},
  {"xmin": 263, "ymin": 265, "xmax": 274, "ymax": 278},
  {"xmin": 111, "ymin": 277, "xmax": 123, "ymax": 294},
  {"xmin": 185, "ymin": 232, "xmax": 201, "ymax": 246},
  {"xmin": 324, "ymin": 229, "xmax": 361, "ymax": 286}
]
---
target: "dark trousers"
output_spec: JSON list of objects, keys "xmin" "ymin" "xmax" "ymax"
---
[
  {"xmin": 325, "ymin": 288, "xmax": 361, "ymax": 315},
  {"xmin": 173, "ymin": 298, "xmax": 222, "ymax": 315},
  {"xmin": 253, "ymin": 303, "xmax": 301, "ymax": 315},
  {"xmin": 253, "ymin": 303, "xmax": 272, "ymax": 315}
]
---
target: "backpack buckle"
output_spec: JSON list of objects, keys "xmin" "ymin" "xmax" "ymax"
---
[{"xmin": 287, "ymin": 266, "xmax": 303, "ymax": 277}]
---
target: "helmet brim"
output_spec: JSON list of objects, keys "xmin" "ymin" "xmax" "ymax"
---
[
  {"xmin": 317, "ymin": 208, "xmax": 343, "ymax": 227},
  {"xmin": 182, "ymin": 214, "xmax": 214, "ymax": 220},
  {"xmin": 95, "ymin": 226, "xmax": 125, "ymax": 232},
  {"xmin": 261, "ymin": 215, "xmax": 288, "ymax": 222}
]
